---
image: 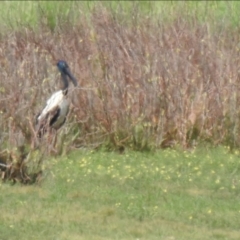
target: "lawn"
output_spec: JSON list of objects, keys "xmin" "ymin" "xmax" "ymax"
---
[{"xmin": 1, "ymin": 146, "xmax": 240, "ymax": 239}]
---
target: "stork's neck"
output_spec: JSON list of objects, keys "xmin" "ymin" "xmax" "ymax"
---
[{"xmin": 61, "ymin": 73, "xmax": 69, "ymax": 94}]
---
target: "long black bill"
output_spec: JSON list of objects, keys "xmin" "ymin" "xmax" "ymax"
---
[{"xmin": 65, "ymin": 68, "xmax": 78, "ymax": 87}]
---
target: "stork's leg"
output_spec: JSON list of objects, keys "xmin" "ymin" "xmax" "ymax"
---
[
  {"xmin": 46, "ymin": 128, "xmax": 58, "ymax": 155},
  {"xmin": 51, "ymin": 129, "xmax": 58, "ymax": 154},
  {"xmin": 1, "ymin": 171, "xmax": 5, "ymax": 181},
  {"xmin": 47, "ymin": 129, "xmax": 53, "ymax": 154},
  {"xmin": 49, "ymin": 117, "xmax": 67, "ymax": 154}
]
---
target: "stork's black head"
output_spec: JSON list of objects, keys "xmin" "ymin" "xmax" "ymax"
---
[{"xmin": 57, "ymin": 60, "xmax": 78, "ymax": 87}]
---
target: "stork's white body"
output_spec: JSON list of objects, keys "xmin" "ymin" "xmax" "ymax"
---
[
  {"xmin": 37, "ymin": 90, "xmax": 70, "ymax": 130},
  {"xmin": 36, "ymin": 60, "xmax": 77, "ymax": 138}
]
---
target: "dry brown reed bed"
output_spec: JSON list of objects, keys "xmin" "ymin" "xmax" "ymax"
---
[{"xmin": 1, "ymin": 6, "xmax": 240, "ymax": 158}]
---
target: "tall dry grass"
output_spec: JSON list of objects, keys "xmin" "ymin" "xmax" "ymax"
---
[{"xmin": 1, "ymin": 4, "xmax": 240, "ymax": 156}]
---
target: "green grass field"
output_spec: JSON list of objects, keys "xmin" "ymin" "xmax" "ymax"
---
[
  {"xmin": 0, "ymin": 1, "xmax": 240, "ymax": 31},
  {"xmin": 1, "ymin": 146, "xmax": 240, "ymax": 239}
]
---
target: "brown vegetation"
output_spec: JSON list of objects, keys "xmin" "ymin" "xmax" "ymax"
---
[{"xmin": 1, "ymin": 5, "xmax": 240, "ymax": 159}]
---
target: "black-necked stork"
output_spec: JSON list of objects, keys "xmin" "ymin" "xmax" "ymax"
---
[{"xmin": 36, "ymin": 60, "xmax": 77, "ymax": 138}]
